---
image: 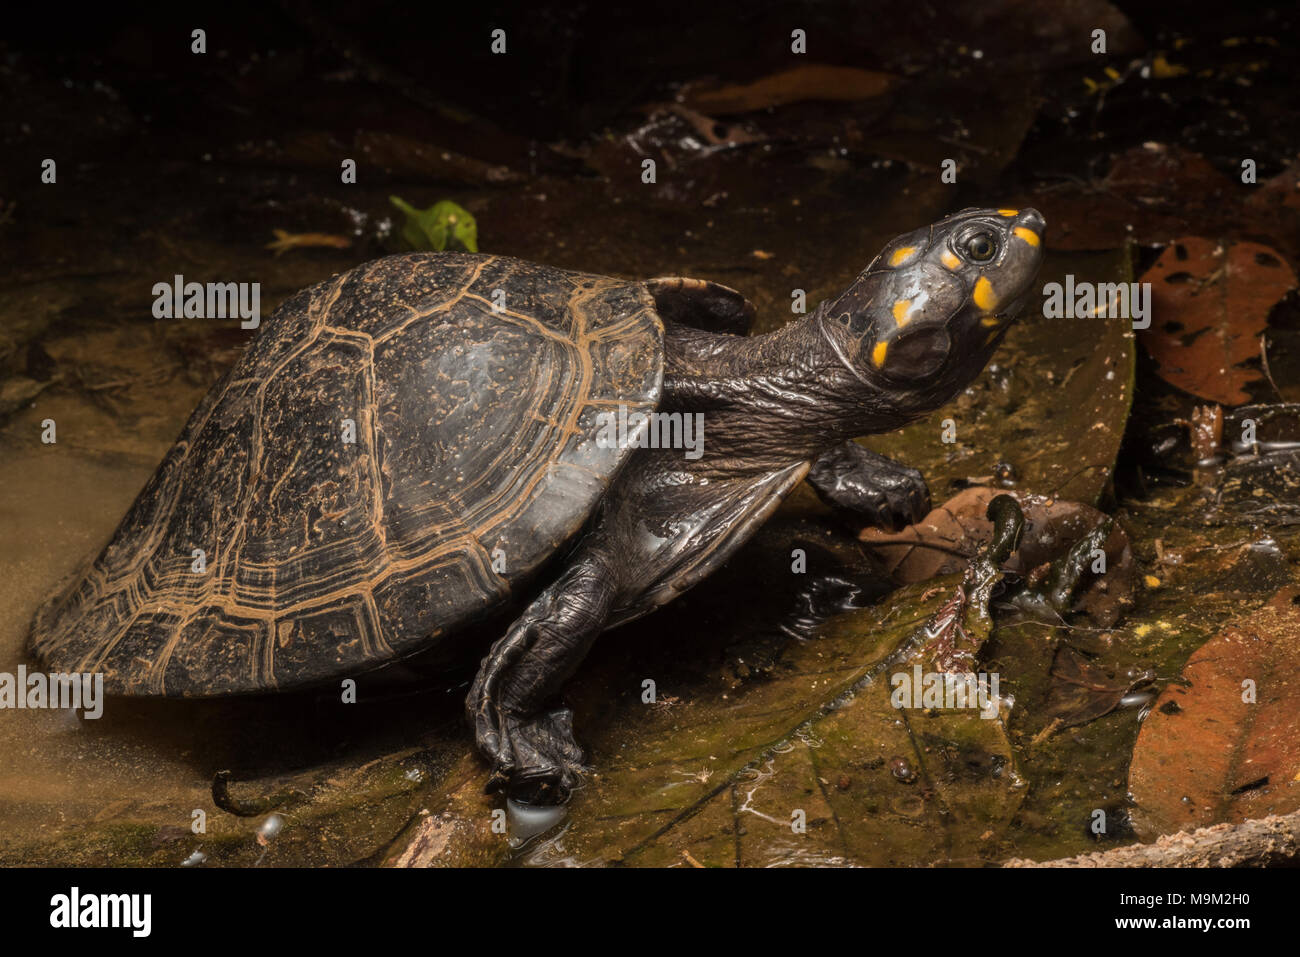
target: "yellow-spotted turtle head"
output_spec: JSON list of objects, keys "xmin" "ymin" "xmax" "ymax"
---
[{"xmin": 817, "ymin": 207, "xmax": 1045, "ymax": 396}]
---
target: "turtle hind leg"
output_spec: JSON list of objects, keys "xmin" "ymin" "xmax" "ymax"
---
[
  {"xmin": 467, "ymin": 552, "xmax": 617, "ymax": 806},
  {"xmin": 808, "ymin": 440, "xmax": 931, "ymax": 531}
]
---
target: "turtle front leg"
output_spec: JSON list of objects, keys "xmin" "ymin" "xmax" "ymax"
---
[
  {"xmin": 467, "ymin": 552, "xmax": 617, "ymax": 805},
  {"xmin": 808, "ymin": 440, "xmax": 931, "ymax": 532}
]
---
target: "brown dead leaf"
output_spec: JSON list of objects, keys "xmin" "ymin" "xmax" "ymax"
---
[
  {"xmin": 1139, "ymin": 237, "xmax": 1297, "ymax": 405},
  {"xmin": 683, "ymin": 65, "xmax": 895, "ymax": 115},
  {"xmin": 1104, "ymin": 143, "xmax": 1231, "ymax": 202},
  {"xmin": 1044, "ymin": 646, "xmax": 1154, "ymax": 730},
  {"xmin": 1128, "ymin": 586, "xmax": 1300, "ymax": 838},
  {"xmin": 1005, "ymin": 146, "xmax": 1300, "ymax": 257},
  {"xmin": 1245, "ymin": 155, "xmax": 1300, "ymax": 215}
]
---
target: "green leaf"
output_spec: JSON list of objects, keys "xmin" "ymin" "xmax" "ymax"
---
[{"xmin": 388, "ymin": 196, "xmax": 478, "ymax": 253}]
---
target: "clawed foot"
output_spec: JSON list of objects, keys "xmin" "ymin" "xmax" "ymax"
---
[
  {"xmin": 482, "ymin": 706, "xmax": 587, "ymax": 805},
  {"xmin": 808, "ymin": 441, "xmax": 931, "ymax": 531},
  {"xmin": 467, "ymin": 617, "xmax": 590, "ymax": 805}
]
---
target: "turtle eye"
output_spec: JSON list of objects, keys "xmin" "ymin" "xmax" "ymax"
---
[{"xmin": 964, "ymin": 232, "xmax": 997, "ymax": 262}]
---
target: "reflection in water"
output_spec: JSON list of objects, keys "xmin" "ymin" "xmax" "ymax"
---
[{"xmin": 506, "ymin": 799, "xmax": 567, "ymax": 848}]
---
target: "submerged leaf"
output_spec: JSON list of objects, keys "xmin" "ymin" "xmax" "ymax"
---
[
  {"xmin": 1139, "ymin": 237, "xmax": 1296, "ymax": 406},
  {"xmin": 1043, "ymin": 646, "xmax": 1154, "ymax": 730},
  {"xmin": 400, "ymin": 511, "xmax": 1027, "ymax": 867},
  {"xmin": 1127, "ymin": 586, "xmax": 1300, "ymax": 838}
]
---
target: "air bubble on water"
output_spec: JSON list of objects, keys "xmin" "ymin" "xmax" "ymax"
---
[
  {"xmin": 257, "ymin": 813, "xmax": 284, "ymax": 841},
  {"xmin": 1120, "ymin": 690, "xmax": 1156, "ymax": 710},
  {"xmin": 506, "ymin": 799, "xmax": 567, "ymax": 848}
]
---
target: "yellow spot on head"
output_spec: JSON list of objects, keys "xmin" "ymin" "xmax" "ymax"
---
[
  {"xmin": 871, "ymin": 341, "xmax": 888, "ymax": 367},
  {"xmin": 1013, "ymin": 226, "xmax": 1040, "ymax": 247},
  {"xmin": 998, "ymin": 209, "xmax": 1018, "ymax": 217},
  {"xmin": 941, "ymin": 250, "xmax": 961, "ymax": 270},
  {"xmin": 889, "ymin": 246, "xmax": 917, "ymax": 267},
  {"xmin": 980, "ymin": 316, "xmax": 1001, "ymax": 327},
  {"xmin": 983, "ymin": 330, "xmax": 1000, "ymax": 347},
  {"xmin": 892, "ymin": 299, "xmax": 912, "ymax": 327},
  {"xmin": 973, "ymin": 276, "xmax": 997, "ymax": 311}
]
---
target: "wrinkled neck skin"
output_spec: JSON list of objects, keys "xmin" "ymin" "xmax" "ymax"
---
[{"xmin": 660, "ymin": 307, "xmax": 962, "ymax": 475}]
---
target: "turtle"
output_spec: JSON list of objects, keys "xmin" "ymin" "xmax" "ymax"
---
[{"xmin": 29, "ymin": 206, "xmax": 1046, "ymax": 805}]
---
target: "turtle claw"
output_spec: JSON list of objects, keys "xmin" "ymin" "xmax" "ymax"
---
[{"xmin": 483, "ymin": 706, "xmax": 587, "ymax": 805}]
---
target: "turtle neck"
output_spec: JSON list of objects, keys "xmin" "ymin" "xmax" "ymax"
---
[{"xmin": 658, "ymin": 308, "xmax": 943, "ymax": 470}]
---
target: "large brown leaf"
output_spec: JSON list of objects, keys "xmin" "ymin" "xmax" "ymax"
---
[
  {"xmin": 1139, "ymin": 237, "xmax": 1297, "ymax": 406},
  {"xmin": 1127, "ymin": 586, "xmax": 1300, "ymax": 838},
  {"xmin": 683, "ymin": 65, "xmax": 895, "ymax": 115}
]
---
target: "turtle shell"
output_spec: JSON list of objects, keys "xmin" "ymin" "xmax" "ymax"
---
[{"xmin": 29, "ymin": 253, "xmax": 663, "ymax": 695}]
